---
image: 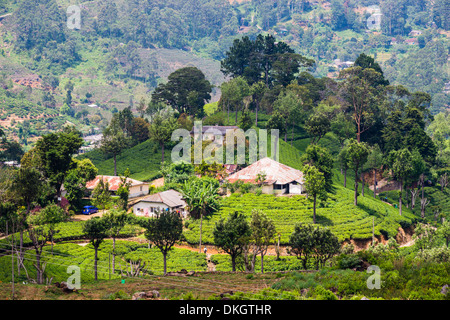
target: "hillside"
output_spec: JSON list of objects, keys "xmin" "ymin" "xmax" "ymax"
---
[{"xmin": 0, "ymin": 0, "xmax": 448, "ymax": 151}]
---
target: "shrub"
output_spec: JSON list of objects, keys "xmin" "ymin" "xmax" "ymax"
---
[
  {"xmin": 312, "ymin": 285, "xmax": 338, "ymax": 300},
  {"xmin": 107, "ymin": 290, "xmax": 131, "ymax": 300},
  {"xmin": 336, "ymin": 254, "xmax": 363, "ymax": 270},
  {"xmin": 415, "ymin": 246, "xmax": 450, "ymax": 264}
]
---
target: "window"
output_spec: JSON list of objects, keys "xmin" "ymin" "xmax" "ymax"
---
[{"xmin": 140, "ymin": 186, "xmax": 143, "ymax": 192}]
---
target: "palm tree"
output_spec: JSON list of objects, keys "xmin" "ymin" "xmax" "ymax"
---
[{"xmin": 180, "ymin": 177, "xmax": 221, "ymax": 253}]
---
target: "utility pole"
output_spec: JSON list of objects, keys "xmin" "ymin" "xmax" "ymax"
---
[
  {"xmin": 8, "ymin": 222, "xmax": 15, "ymax": 300},
  {"xmin": 109, "ymin": 253, "xmax": 111, "ymax": 280},
  {"xmin": 372, "ymin": 217, "xmax": 375, "ymax": 245}
]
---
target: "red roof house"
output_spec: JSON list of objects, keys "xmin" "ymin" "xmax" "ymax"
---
[{"xmin": 86, "ymin": 175, "xmax": 149, "ymax": 198}]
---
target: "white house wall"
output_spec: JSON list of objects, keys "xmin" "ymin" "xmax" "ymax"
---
[
  {"xmin": 289, "ymin": 183, "xmax": 303, "ymax": 194},
  {"xmin": 129, "ymin": 185, "xmax": 149, "ymax": 198},
  {"xmin": 133, "ymin": 202, "xmax": 169, "ymax": 217}
]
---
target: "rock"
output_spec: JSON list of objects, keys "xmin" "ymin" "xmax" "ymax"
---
[
  {"xmin": 441, "ymin": 285, "xmax": 449, "ymax": 295},
  {"xmin": 361, "ymin": 297, "xmax": 370, "ymax": 300},
  {"xmin": 56, "ymin": 281, "xmax": 76, "ymax": 293},
  {"xmin": 186, "ymin": 271, "xmax": 196, "ymax": 276},
  {"xmin": 166, "ymin": 272, "xmax": 186, "ymax": 277},
  {"xmin": 152, "ymin": 290, "xmax": 160, "ymax": 298},
  {"xmin": 220, "ymin": 291, "xmax": 233, "ymax": 298},
  {"xmin": 132, "ymin": 292, "xmax": 147, "ymax": 300},
  {"xmin": 145, "ymin": 290, "xmax": 160, "ymax": 299}
]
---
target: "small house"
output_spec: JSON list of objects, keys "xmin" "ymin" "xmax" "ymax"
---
[
  {"xmin": 409, "ymin": 30, "xmax": 422, "ymax": 37},
  {"xmin": 85, "ymin": 175, "xmax": 149, "ymax": 198},
  {"xmin": 131, "ymin": 189, "xmax": 187, "ymax": 218},
  {"xmin": 405, "ymin": 38, "xmax": 418, "ymax": 45},
  {"xmin": 190, "ymin": 125, "xmax": 239, "ymax": 141},
  {"xmin": 226, "ymin": 157, "xmax": 304, "ymax": 195}
]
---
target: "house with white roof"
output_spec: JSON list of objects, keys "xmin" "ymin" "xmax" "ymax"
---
[
  {"xmin": 226, "ymin": 157, "xmax": 304, "ymax": 195},
  {"xmin": 131, "ymin": 189, "xmax": 188, "ymax": 218}
]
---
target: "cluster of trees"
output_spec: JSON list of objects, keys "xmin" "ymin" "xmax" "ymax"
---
[
  {"xmin": 0, "ymin": 127, "xmax": 100, "ymax": 256},
  {"xmin": 0, "ymin": 127, "xmax": 24, "ymax": 162},
  {"xmin": 0, "ymin": 125, "xmax": 98, "ymax": 284},
  {"xmin": 213, "ymin": 210, "xmax": 340, "ymax": 272}
]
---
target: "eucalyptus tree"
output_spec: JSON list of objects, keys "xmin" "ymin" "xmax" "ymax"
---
[
  {"xmin": 346, "ymin": 138, "xmax": 370, "ymax": 206},
  {"xmin": 303, "ymin": 164, "xmax": 326, "ymax": 224}
]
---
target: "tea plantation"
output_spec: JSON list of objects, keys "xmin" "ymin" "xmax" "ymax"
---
[{"xmin": 183, "ymin": 186, "xmax": 417, "ymax": 245}]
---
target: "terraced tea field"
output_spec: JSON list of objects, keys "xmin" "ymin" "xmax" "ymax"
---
[{"xmin": 183, "ymin": 186, "xmax": 417, "ymax": 245}]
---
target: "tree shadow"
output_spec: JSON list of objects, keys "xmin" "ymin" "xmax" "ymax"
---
[
  {"xmin": 316, "ymin": 214, "xmax": 334, "ymax": 227},
  {"xmin": 357, "ymin": 202, "xmax": 385, "ymax": 219}
]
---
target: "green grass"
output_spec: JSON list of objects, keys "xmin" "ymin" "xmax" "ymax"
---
[{"xmin": 210, "ymin": 254, "xmax": 310, "ymax": 272}]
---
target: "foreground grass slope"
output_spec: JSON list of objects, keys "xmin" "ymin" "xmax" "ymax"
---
[{"xmin": 0, "ymin": 240, "xmax": 207, "ymax": 284}]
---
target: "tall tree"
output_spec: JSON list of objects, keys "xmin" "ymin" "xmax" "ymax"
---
[
  {"xmin": 143, "ymin": 210, "xmax": 183, "ymax": 275},
  {"xmin": 148, "ymin": 112, "xmax": 179, "ymax": 163},
  {"xmin": 249, "ymin": 210, "xmax": 277, "ymax": 274},
  {"xmin": 91, "ymin": 177, "xmax": 111, "ymax": 214},
  {"xmin": 366, "ymin": 144, "xmax": 383, "ymax": 199},
  {"xmin": 213, "ymin": 211, "xmax": 251, "ymax": 272},
  {"xmin": 301, "ymin": 144, "xmax": 334, "ymax": 193},
  {"xmin": 221, "ymin": 34, "xmax": 310, "ymax": 87},
  {"xmin": 151, "ymin": 67, "xmax": 212, "ymax": 116},
  {"xmin": 11, "ymin": 167, "xmax": 45, "ymax": 275},
  {"xmin": 100, "ymin": 118, "xmax": 131, "ymax": 176},
  {"xmin": 303, "ymin": 164, "xmax": 326, "ymax": 224},
  {"xmin": 305, "ymin": 112, "xmax": 330, "ymax": 145},
  {"xmin": 103, "ymin": 209, "xmax": 131, "ymax": 272},
  {"xmin": 181, "ymin": 177, "xmax": 221, "ymax": 253},
  {"xmin": 64, "ymin": 159, "xmax": 98, "ymax": 211},
  {"xmin": 346, "ymin": 139, "xmax": 370, "ymax": 205},
  {"xmin": 83, "ymin": 217, "xmax": 108, "ymax": 281},
  {"xmin": 34, "ymin": 128, "xmax": 83, "ymax": 199},
  {"xmin": 389, "ymin": 148, "xmax": 413, "ymax": 216},
  {"xmin": 339, "ymin": 67, "xmax": 383, "ymax": 143}
]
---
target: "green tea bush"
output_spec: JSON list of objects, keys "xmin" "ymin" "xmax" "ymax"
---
[
  {"xmin": 106, "ymin": 290, "xmax": 131, "ymax": 300},
  {"xmin": 311, "ymin": 285, "xmax": 338, "ymax": 300},
  {"xmin": 184, "ymin": 186, "xmax": 415, "ymax": 245}
]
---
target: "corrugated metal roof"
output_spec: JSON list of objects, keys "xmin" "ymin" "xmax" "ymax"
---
[
  {"xmin": 137, "ymin": 189, "xmax": 186, "ymax": 208},
  {"xmin": 86, "ymin": 175, "xmax": 147, "ymax": 191},
  {"xmin": 226, "ymin": 157, "xmax": 304, "ymax": 185},
  {"xmin": 190, "ymin": 126, "xmax": 239, "ymax": 135}
]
